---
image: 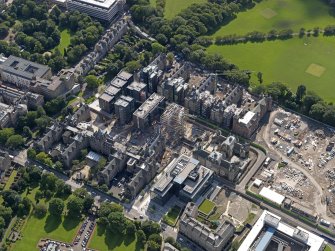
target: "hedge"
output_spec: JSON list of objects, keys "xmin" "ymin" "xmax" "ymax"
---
[{"xmin": 251, "ymin": 142, "xmax": 267, "ymax": 154}]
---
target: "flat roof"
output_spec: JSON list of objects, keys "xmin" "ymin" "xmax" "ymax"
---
[
  {"xmin": 239, "ymin": 111, "xmax": 256, "ymax": 125},
  {"xmin": 110, "ymin": 77, "xmax": 127, "ymax": 89},
  {"xmin": 153, "ymin": 155, "xmax": 201, "ymax": 196},
  {"xmin": 69, "ymin": 0, "xmax": 118, "ymax": 9},
  {"xmin": 182, "ymin": 165, "xmax": 213, "ymax": 197},
  {"xmin": 105, "ymin": 85, "xmax": 121, "ymax": 96},
  {"xmin": 133, "ymin": 93, "xmax": 164, "ymax": 119},
  {"xmin": 259, "ymin": 187, "xmax": 285, "ymax": 205},
  {"xmin": 0, "ymin": 55, "xmax": 50, "ymax": 80},
  {"xmin": 99, "ymin": 93, "xmax": 114, "ymax": 102},
  {"xmin": 127, "ymin": 81, "xmax": 146, "ymax": 92},
  {"xmin": 117, "ymin": 71, "xmax": 133, "ymax": 81},
  {"xmin": 238, "ymin": 210, "xmax": 325, "ymax": 251},
  {"xmin": 114, "ymin": 97, "xmax": 129, "ymax": 108}
]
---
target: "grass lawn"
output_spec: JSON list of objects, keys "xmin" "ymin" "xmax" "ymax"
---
[
  {"xmin": 324, "ymin": 245, "xmax": 332, "ymax": 251},
  {"xmin": 211, "ymin": 0, "xmax": 335, "ymax": 37},
  {"xmin": 54, "ymin": 29, "xmax": 71, "ymax": 55},
  {"xmin": 164, "ymin": 0, "xmax": 206, "ymax": 19},
  {"xmin": 89, "ymin": 224, "xmax": 143, "ymax": 251},
  {"xmin": 244, "ymin": 212, "xmax": 256, "ymax": 225},
  {"xmin": 149, "ymin": 0, "xmax": 155, "ymax": 7},
  {"xmin": 11, "ymin": 214, "xmax": 81, "ymax": 251},
  {"xmin": 198, "ymin": 199, "xmax": 216, "ymax": 216},
  {"xmin": 207, "ymin": 36, "xmax": 335, "ymax": 103},
  {"xmin": 4, "ymin": 170, "xmax": 17, "ymax": 190},
  {"xmin": 163, "ymin": 206, "xmax": 181, "ymax": 226}
]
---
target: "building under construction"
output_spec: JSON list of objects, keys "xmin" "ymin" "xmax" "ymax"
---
[{"xmin": 160, "ymin": 103, "xmax": 186, "ymax": 146}]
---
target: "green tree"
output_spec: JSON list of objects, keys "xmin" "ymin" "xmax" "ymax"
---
[
  {"xmin": 303, "ymin": 92, "xmax": 321, "ymax": 113},
  {"xmin": 0, "ymin": 25, "xmax": 9, "ymax": 39},
  {"xmin": 257, "ymin": 72, "xmax": 263, "ymax": 84},
  {"xmin": 40, "ymin": 173, "xmax": 58, "ymax": 191},
  {"xmin": 296, "ymin": 84, "xmax": 306, "ymax": 103},
  {"xmin": 323, "ymin": 107, "xmax": 335, "ymax": 126},
  {"xmin": 0, "ymin": 128, "xmax": 14, "ymax": 144},
  {"xmin": 0, "ymin": 217, "xmax": 5, "ymax": 230},
  {"xmin": 309, "ymin": 102, "xmax": 327, "ymax": 121},
  {"xmin": 108, "ymin": 212, "xmax": 127, "ymax": 233},
  {"xmin": 0, "ymin": 206, "xmax": 12, "ymax": 225},
  {"xmin": 151, "ymin": 42, "xmax": 166, "ymax": 54},
  {"xmin": 147, "ymin": 240, "xmax": 161, "ymax": 251},
  {"xmin": 126, "ymin": 221, "xmax": 136, "ymax": 236},
  {"xmin": 27, "ymin": 148, "xmax": 37, "ymax": 159},
  {"xmin": 141, "ymin": 220, "xmax": 161, "ymax": 236},
  {"xmin": 67, "ymin": 197, "xmax": 83, "ymax": 216},
  {"xmin": 6, "ymin": 135, "xmax": 24, "ymax": 149},
  {"xmin": 85, "ymin": 75, "xmax": 99, "ymax": 90},
  {"xmin": 17, "ymin": 197, "xmax": 31, "ymax": 216},
  {"xmin": 97, "ymin": 157, "xmax": 107, "ymax": 169},
  {"xmin": 125, "ymin": 60, "xmax": 141, "ymax": 73},
  {"xmin": 36, "ymin": 152, "xmax": 53, "ymax": 166},
  {"xmin": 23, "ymin": 126, "xmax": 33, "ymax": 138},
  {"xmin": 48, "ymin": 198, "xmax": 65, "ymax": 216},
  {"xmin": 2, "ymin": 190, "xmax": 21, "ymax": 212},
  {"xmin": 34, "ymin": 204, "xmax": 47, "ymax": 218},
  {"xmin": 98, "ymin": 202, "xmax": 123, "ymax": 219},
  {"xmin": 136, "ymin": 229, "xmax": 146, "ymax": 246},
  {"xmin": 28, "ymin": 166, "xmax": 42, "ymax": 184},
  {"xmin": 83, "ymin": 195, "xmax": 94, "ymax": 213},
  {"xmin": 99, "ymin": 184, "xmax": 108, "ymax": 192},
  {"xmin": 166, "ymin": 52, "xmax": 174, "ymax": 66},
  {"xmin": 148, "ymin": 234, "xmax": 162, "ymax": 245},
  {"xmin": 35, "ymin": 116, "xmax": 50, "ymax": 132},
  {"xmin": 224, "ymin": 69, "xmax": 250, "ymax": 87},
  {"xmin": 55, "ymin": 161, "xmax": 63, "ymax": 170},
  {"xmin": 35, "ymin": 190, "xmax": 43, "ymax": 202}
]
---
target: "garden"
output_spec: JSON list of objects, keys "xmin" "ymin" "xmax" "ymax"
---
[
  {"xmin": 163, "ymin": 205, "xmax": 182, "ymax": 226},
  {"xmin": 89, "ymin": 224, "xmax": 143, "ymax": 251},
  {"xmin": 198, "ymin": 199, "xmax": 216, "ymax": 216}
]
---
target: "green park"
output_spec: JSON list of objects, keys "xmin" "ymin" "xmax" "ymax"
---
[
  {"xmin": 208, "ymin": 36, "xmax": 335, "ymax": 103},
  {"xmin": 54, "ymin": 29, "xmax": 72, "ymax": 55},
  {"xmin": 211, "ymin": 0, "xmax": 335, "ymax": 36},
  {"xmin": 11, "ymin": 213, "xmax": 81, "ymax": 251},
  {"xmin": 89, "ymin": 224, "xmax": 143, "ymax": 251},
  {"xmin": 207, "ymin": 0, "xmax": 335, "ymax": 102},
  {"xmin": 163, "ymin": 0, "xmax": 206, "ymax": 19}
]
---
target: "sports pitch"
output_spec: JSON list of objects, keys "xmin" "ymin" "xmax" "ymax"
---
[
  {"xmin": 211, "ymin": 0, "xmax": 335, "ymax": 37},
  {"xmin": 207, "ymin": 36, "xmax": 335, "ymax": 103},
  {"xmin": 207, "ymin": 0, "xmax": 335, "ymax": 102}
]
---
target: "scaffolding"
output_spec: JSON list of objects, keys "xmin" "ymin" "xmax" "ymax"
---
[{"xmin": 160, "ymin": 103, "xmax": 186, "ymax": 146}]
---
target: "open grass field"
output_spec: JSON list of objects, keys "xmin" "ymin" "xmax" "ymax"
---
[
  {"xmin": 198, "ymin": 199, "xmax": 216, "ymax": 215},
  {"xmin": 11, "ymin": 214, "xmax": 81, "ymax": 251},
  {"xmin": 54, "ymin": 29, "xmax": 71, "ymax": 55},
  {"xmin": 163, "ymin": 206, "xmax": 181, "ymax": 226},
  {"xmin": 324, "ymin": 245, "xmax": 332, "ymax": 251},
  {"xmin": 149, "ymin": 0, "xmax": 155, "ymax": 7},
  {"xmin": 211, "ymin": 0, "xmax": 335, "ymax": 37},
  {"xmin": 164, "ymin": 0, "xmax": 206, "ymax": 19},
  {"xmin": 89, "ymin": 224, "xmax": 143, "ymax": 251},
  {"xmin": 207, "ymin": 36, "xmax": 335, "ymax": 103}
]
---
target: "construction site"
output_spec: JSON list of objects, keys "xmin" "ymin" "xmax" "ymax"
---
[{"xmin": 253, "ymin": 107, "xmax": 335, "ymax": 224}]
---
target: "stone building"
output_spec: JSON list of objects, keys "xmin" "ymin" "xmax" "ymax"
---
[{"xmin": 179, "ymin": 202, "xmax": 235, "ymax": 251}]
